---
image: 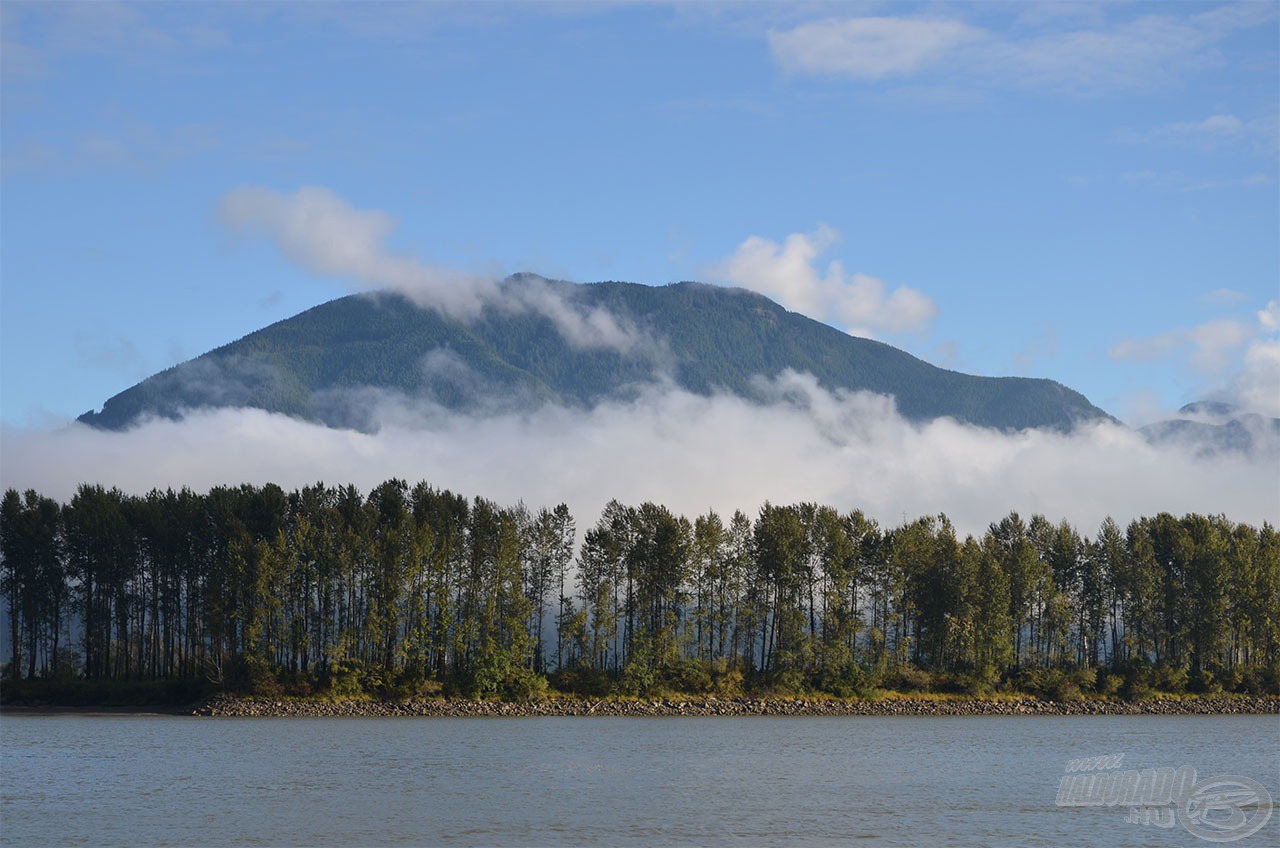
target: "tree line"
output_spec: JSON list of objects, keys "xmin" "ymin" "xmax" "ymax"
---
[{"xmin": 2, "ymin": 482, "xmax": 1277, "ymax": 699}]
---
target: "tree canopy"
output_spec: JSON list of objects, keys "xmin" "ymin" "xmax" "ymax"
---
[{"xmin": 3, "ymin": 482, "xmax": 1276, "ymax": 700}]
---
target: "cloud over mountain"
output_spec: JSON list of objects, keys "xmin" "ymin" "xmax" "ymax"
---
[
  {"xmin": 709, "ymin": 225, "xmax": 938, "ymax": 338},
  {"xmin": 221, "ymin": 186, "xmax": 646, "ymax": 354}
]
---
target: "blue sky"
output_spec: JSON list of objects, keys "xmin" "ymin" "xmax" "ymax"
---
[{"xmin": 2, "ymin": 0, "xmax": 1277, "ymax": 428}]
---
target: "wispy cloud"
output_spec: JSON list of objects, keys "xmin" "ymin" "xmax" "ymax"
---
[
  {"xmin": 1, "ymin": 121, "xmax": 223, "ymax": 178},
  {"xmin": 768, "ymin": 4, "xmax": 1277, "ymax": 95},
  {"xmin": 1200, "ymin": 288, "xmax": 1251, "ymax": 306},
  {"xmin": 1117, "ymin": 112, "xmax": 1279, "ymax": 158},
  {"xmin": 1118, "ymin": 169, "xmax": 1272, "ymax": 193},
  {"xmin": 1011, "ymin": 325, "xmax": 1059, "ymax": 372},
  {"xmin": 1180, "ymin": 173, "xmax": 1271, "ymax": 192},
  {"xmin": 73, "ymin": 330, "xmax": 146, "ymax": 376},
  {"xmin": 769, "ymin": 17, "xmax": 981, "ymax": 80},
  {"xmin": 2, "ymin": 1, "xmax": 229, "ymax": 78},
  {"xmin": 707, "ymin": 225, "xmax": 937, "ymax": 338},
  {"xmin": 220, "ymin": 186, "xmax": 650, "ymax": 354}
]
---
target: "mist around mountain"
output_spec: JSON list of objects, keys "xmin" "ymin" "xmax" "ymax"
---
[
  {"xmin": 79, "ymin": 276, "xmax": 1109, "ymax": 434},
  {"xmin": 1140, "ymin": 401, "xmax": 1280, "ymax": 459}
]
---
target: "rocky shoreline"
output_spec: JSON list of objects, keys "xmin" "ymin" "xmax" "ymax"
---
[{"xmin": 195, "ymin": 694, "xmax": 1279, "ymax": 718}]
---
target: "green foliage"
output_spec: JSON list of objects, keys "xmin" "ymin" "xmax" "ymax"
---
[
  {"xmin": 465, "ymin": 646, "xmax": 547, "ymax": 701},
  {"xmin": 1151, "ymin": 665, "xmax": 1190, "ymax": 694},
  {"xmin": 949, "ymin": 671, "xmax": 999, "ymax": 698},
  {"xmin": 708, "ymin": 660, "xmax": 747, "ymax": 697},
  {"xmin": 320, "ymin": 661, "xmax": 372, "ymax": 700},
  {"xmin": 819, "ymin": 662, "xmax": 876, "ymax": 699},
  {"xmin": 662, "ymin": 656, "xmax": 713, "ymax": 694},
  {"xmin": 0, "ymin": 677, "xmax": 213, "ymax": 707},
  {"xmin": 615, "ymin": 637, "xmax": 666, "ymax": 697},
  {"xmin": 1096, "ymin": 673, "xmax": 1123, "ymax": 697},
  {"xmin": 4, "ymin": 478, "xmax": 1278, "ymax": 708},
  {"xmin": 1121, "ymin": 665, "xmax": 1154, "ymax": 700},
  {"xmin": 549, "ymin": 666, "xmax": 612, "ymax": 698},
  {"xmin": 884, "ymin": 663, "xmax": 936, "ymax": 693},
  {"xmin": 1019, "ymin": 668, "xmax": 1083, "ymax": 701}
]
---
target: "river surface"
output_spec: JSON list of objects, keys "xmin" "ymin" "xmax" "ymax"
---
[{"xmin": 2, "ymin": 714, "xmax": 1277, "ymax": 847}]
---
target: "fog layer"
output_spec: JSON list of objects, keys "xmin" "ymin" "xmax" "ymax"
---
[{"xmin": 4, "ymin": 371, "xmax": 1274, "ymax": 537}]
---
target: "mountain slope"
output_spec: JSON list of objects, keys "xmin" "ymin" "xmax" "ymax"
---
[{"xmin": 79, "ymin": 277, "xmax": 1111, "ymax": 432}]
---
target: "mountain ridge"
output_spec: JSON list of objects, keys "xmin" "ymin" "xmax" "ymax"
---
[{"xmin": 79, "ymin": 276, "xmax": 1112, "ymax": 432}]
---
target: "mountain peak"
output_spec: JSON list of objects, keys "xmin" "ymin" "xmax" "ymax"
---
[{"xmin": 78, "ymin": 280, "xmax": 1110, "ymax": 432}]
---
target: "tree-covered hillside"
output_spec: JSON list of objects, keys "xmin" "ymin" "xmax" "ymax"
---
[{"xmin": 79, "ymin": 277, "xmax": 1110, "ymax": 431}]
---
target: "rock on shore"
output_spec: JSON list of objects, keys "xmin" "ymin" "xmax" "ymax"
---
[{"xmin": 195, "ymin": 695, "xmax": 1279, "ymax": 718}]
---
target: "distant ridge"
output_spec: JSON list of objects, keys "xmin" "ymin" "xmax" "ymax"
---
[
  {"xmin": 79, "ymin": 276, "xmax": 1112, "ymax": 432},
  {"xmin": 1140, "ymin": 401, "xmax": 1280, "ymax": 457}
]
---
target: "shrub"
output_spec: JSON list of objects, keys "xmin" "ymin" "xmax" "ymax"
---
[
  {"xmin": 549, "ymin": 666, "xmax": 612, "ymax": 697},
  {"xmin": 709, "ymin": 661, "xmax": 746, "ymax": 697},
  {"xmin": 1121, "ymin": 665, "xmax": 1153, "ymax": 701},
  {"xmin": 1022, "ymin": 668, "xmax": 1082, "ymax": 701},
  {"xmin": 617, "ymin": 657, "xmax": 657, "ymax": 697},
  {"xmin": 1070, "ymin": 667, "xmax": 1097, "ymax": 693},
  {"xmin": 1233, "ymin": 664, "xmax": 1280, "ymax": 696},
  {"xmin": 1096, "ymin": 673, "xmax": 1123, "ymax": 697},
  {"xmin": 663, "ymin": 657, "xmax": 712, "ymax": 694},
  {"xmin": 951, "ymin": 668, "xmax": 1000, "ymax": 698},
  {"xmin": 464, "ymin": 647, "xmax": 547, "ymax": 701},
  {"xmin": 1152, "ymin": 665, "xmax": 1189, "ymax": 694},
  {"xmin": 320, "ymin": 660, "xmax": 367, "ymax": 700},
  {"xmin": 821, "ymin": 663, "xmax": 876, "ymax": 698},
  {"xmin": 886, "ymin": 663, "xmax": 934, "ymax": 693},
  {"xmin": 1190, "ymin": 667, "xmax": 1223, "ymax": 694}
]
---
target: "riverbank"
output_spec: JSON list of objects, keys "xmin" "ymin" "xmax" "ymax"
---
[{"xmin": 191, "ymin": 693, "xmax": 1279, "ymax": 718}]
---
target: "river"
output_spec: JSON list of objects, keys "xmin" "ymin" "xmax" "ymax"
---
[{"xmin": 3, "ymin": 714, "xmax": 1277, "ymax": 846}]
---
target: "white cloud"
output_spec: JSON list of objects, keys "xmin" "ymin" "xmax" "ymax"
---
[
  {"xmin": 1110, "ymin": 318, "xmax": 1255, "ymax": 373},
  {"xmin": 3, "ymin": 372, "xmax": 1274, "ymax": 540},
  {"xmin": 1226, "ymin": 337, "xmax": 1280, "ymax": 418},
  {"xmin": 1111, "ymin": 300, "xmax": 1280, "ymax": 416},
  {"xmin": 220, "ymin": 186, "xmax": 648, "ymax": 354},
  {"xmin": 221, "ymin": 185, "xmax": 496, "ymax": 318},
  {"xmin": 1259, "ymin": 299, "xmax": 1280, "ymax": 332},
  {"xmin": 1225, "ymin": 300, "xmax": 1280, "ymax": 417},
  {"xmin": 708, "ymin": 226, "xmax": 938, "ymax": 338},
  {"xmin": 1185, "ymin": 320, "xmax": 1260, "ymax": 372},
  {"xmin": 769, "ymin": 17, "xmax": 981, "ymax": 80}
]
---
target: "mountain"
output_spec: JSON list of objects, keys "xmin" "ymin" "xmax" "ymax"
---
[
  {"xmin": 1140, "ymin": 402, "xmax": 1280, "ymax": 458},
  {"xmin": 79, "ymin": 276, "xmax": 1111, "ymax": 432}
]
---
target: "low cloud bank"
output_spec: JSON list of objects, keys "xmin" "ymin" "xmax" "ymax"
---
[{"xmin": 3, "ymin": 372, "xmax": 1273, "ymax": 538}]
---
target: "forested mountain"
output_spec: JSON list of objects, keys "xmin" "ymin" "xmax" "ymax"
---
[{"xmin": 79, "ymin": 276, "xmax": 1110, "ymax": 432}]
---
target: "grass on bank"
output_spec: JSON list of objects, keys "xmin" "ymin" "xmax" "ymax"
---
[{"xmin": 3, "ymin": 657, "xmax": 1276, "ymax": 707}]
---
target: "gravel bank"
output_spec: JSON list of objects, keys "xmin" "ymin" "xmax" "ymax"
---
[{"xmin": 196, "ymin": 694, "xmax": 1279, "ymax": 718}]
